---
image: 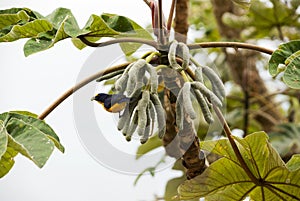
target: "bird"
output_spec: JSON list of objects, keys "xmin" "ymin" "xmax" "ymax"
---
[{"xmin": 91, "ymin": 93, "xmax": 130, "ymax": 113}]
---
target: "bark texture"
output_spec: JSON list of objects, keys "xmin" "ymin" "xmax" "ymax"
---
[
  {"xmin": 174, "ymin": 0, "xmax": 189, "ymax": 42},
  {"xmin": 161, "ymin": 67, "xmax": 206, "ymax": 179}
]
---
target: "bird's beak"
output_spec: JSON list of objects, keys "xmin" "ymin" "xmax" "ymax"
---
[{"xmin": 91, "ymin": 96, "xmax": 95, "ymax": 101}]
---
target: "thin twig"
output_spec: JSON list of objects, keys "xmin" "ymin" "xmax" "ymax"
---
[
  {"xmin": 167, "ymin": 0, "xmax": 177, "ymax": 31},
  {"xmin": 78, "ymin": 36, "xmax": 158, "ymax": 49},
  {"xmin": 38, "ymin": 62, "xmax": 130, "ymax": 120},
  {"xmin": 188, "ymin": 42, "xmax": 274, "ymax": 55}
]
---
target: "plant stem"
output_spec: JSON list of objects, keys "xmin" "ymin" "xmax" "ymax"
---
[
  {"xmin": 213, "ymin": 105, "xmax": 260, "ymax": 184},
  {"xmin": 79, "ymin": 36, "xmax": 274, "ymax": 55},
  {"xmin": 78, "ymin": 36, "xmax": 158, "ymax": 49},
  {"xmin": 188, "ymin": 42, "xmax": 274, "ymax": 55},
  {"xmin": 167, "ymin": 0, "xmax": 177, "ymax": 31},
  {"xmin": 38, "ymin": 62, "xmax": 130, "ymax": 120}
]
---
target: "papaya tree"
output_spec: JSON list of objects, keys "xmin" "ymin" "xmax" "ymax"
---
[{"xmin": 0, "ymin": 0, "xmax": 300, "ymax": 200}]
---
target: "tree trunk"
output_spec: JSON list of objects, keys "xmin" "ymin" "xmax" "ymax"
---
[
  {"xmin": 211, "ymin": 0, "xmax": 285, "ymax": 133},
  {"xmin": 174, "ymin": 0, "xmax": 189, "ymax": 43}
]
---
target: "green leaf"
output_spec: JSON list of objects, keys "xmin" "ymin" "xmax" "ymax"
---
[
  {"xmin": 286, "ymin": 154, "xmax": 300, "ymax": 171},
  {"xmin": 269, "ymin": 40, "xmax": 300, "ymax": 89},
  {"xmin": 102, "ymin": 14, "xmax": 134, "ymax": 33},
  {"xmin": 10, "ymin": 110, "xmax": 38, "ymax": 118},
  {"xmin": 0, "ymin": 8, "xmax": 153, "ymax": 56},
  {"xmin": 119, "ymin": 19, "xmax": 153, "ymax": 56},
  {"xmin": 165, "ymin": 176, "xmax": 186, "ymax": 201},
  {"xmin": 178, "ymin": 157, "xmax": 253, "ymax": 200},
  {"xmin": 0, "ymin": 112, "xmax": 64, "ymax": 153},
  {"xmin": 0, "ymin": 147, "xmax": 18, "ymax": 178},
  {"xmin": 269, "ymin": 123, "xmax": 300, "ymax": 157},
  {"xmin": 82, "ymin": 14, "xmax": 120, "ymax": 37},
  {"xmin": 24, "ymin": 8, "xmax": 79, "ymax": 56},
  {"xmin": 283, "ymin": 54, "xmax": 300, "ymax": 89},
  {"xmin": 71, "ymin": 14, "xmax": 120, "ymax": 49},
  {"xmin": 0, "ymin": 19, "xmax": 53, "ymax": 42},
  {"xmin": 6, "ymin": 118, "xmax": 55, "ymax": 168},
  {"xmin": 0, "ymin": 121, "xmax": 8, "ymax": 158},
  {"xmin": 136, "ymin": 134, "xmax": 162, "ymax": 159},
  {"xmin": 0, "ymin": 10, "xmax": 30, "ymax": 29},
  {"xmin": 0, "ymin": 110, "xmax": 63, "ymax": 178},
  {"xmin": 101, "ymin": 13, "xmax": 153, "ymax": 56},
  {"xmin": 179, "ymin": 132, "xmax": 300, "ymax": 200}
]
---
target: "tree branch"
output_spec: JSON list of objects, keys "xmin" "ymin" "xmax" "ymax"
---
[
  {"xmin": 38, "ymin": 62, "xmax": 130, "ymax": 120},
  {"xmin": 78, "ymin": 36, "xmax": 158, "ymax": 49},
  {"xmin": 188, "ymin": 42, "xmax": 274, "ymax": 55}
]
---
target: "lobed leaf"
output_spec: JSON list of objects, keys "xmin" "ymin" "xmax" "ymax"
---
[{"xmin": 179, "ymin": 132, "xmax": 300, "ymax": 200}]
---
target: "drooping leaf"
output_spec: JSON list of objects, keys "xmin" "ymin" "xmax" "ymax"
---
[
  {"xmin": 269, "ymin": 40, "xmax": 300, "ymax": 89},
  {"xmin": 0, "ymin": 147, "xmax": 18, "ymax": 178},
  {"xmin": 0, "ymin": 7, "xmax": 153, "ymax": 56},
  {"xmin": 6, "ymin": 118, "xmax": 55, "ymax": 168},
  {"xmin": 0, "ymin": 112, "xmax": 64, "ymax": 152},
  {"xmin": 0, "ymin": 111, "xmax": 64, "ymax": 178},
  {"xmin": 10, "ymin": 110, "xmax": 38, "ymax": 118},
  {"xmin": 0, "ymin": 10, "xmax": 30, "ymax": 29},
  {"xmin": 0, "ymin": 19, "xmax": 53, "ymax": 42},
  {"xmin": 70, "ymin": 14, "xmax": 120, "ymax": 49},
  {"xmin": 269, "ymin": 123, "xmax": 300, "ymax": 157},
  {"xmin": 24, "ymin": 8, "xmax": 79, "ymax": 56},
  {"xmin": 102, "ymin": 14, "xmax": 134, "ymax": 33},
  {"xmin": 136, "ymin": 134, "xmax": 162, "ymax": 159},
  {"xmin": 101, "ymin": 13, "xmax": 154, "ymax": 56},
  {"xmin": 178, "ymin": 132, "xmax": 300, "ymax": 200},
  {"xmin": 286, "ymin": 154, "xmax": 300, "ymax": 171}
]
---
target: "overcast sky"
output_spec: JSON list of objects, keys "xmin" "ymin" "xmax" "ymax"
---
[{"xmin": 0, "ymin": 0, "xmax": 183, "ymax": 201}]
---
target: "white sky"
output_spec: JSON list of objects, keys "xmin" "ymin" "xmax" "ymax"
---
[{"xmin": 0, "ymin": 0, "xmax": 182, "ymax": 201}]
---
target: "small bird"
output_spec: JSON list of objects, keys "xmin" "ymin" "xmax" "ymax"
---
[{"xmin": 91, "ymin": 93, "xmax": 130, "ymax": 113}]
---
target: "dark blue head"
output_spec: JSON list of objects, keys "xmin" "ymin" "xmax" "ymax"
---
[{"xmin": 92, "ymin": 93, "xmax": 110, "ymax": 103}]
